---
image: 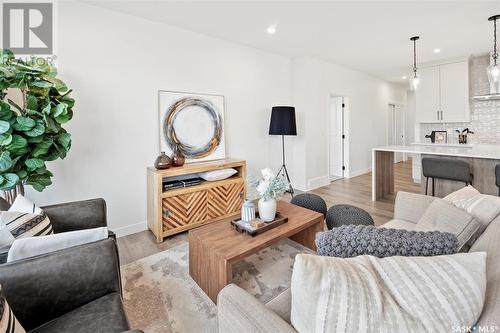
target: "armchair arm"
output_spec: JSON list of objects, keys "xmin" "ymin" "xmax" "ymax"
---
[
  {"xmin": 394, "ymin": 191, "xmax": 436, "ymax": 224},
  {"xmin": 0, "ymin": 238, "xmax": 121, "ymax": 331},
  {"xmin": 217, "ymin": 284, "xmax": 297, "ymax": 333},
  {"xmin": 42, "ymin": 198, "xmax": 107, "ymax": 233}
]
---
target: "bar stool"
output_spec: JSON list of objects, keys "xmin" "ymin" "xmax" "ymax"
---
[
  {"xmin": 422, "ymin": 158, "xmax": 473, "ymax": 196},
  {"xmin": 495, "ymin": 164, "xmax": 500, "ymax": 196}
]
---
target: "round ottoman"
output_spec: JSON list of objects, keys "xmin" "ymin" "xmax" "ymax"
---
[
  {"xmin": 290, "ymin": 193, "xmax": 327, "ymax": 217},
  {"xmin": 326, "ymin": 204, "xmax": 374, "ymax": 230}
]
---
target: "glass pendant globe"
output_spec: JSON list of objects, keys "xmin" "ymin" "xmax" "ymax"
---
[
  {"xmin": 487, "ymin": 63, "xmax": 500, "ymax": 82},
  {"xmin": 409, "ymin": 75, "xmax": 420, "ymax": 91}
]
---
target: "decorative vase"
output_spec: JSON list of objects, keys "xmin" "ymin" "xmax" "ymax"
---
[
  {"xmin": 171, "ymin": 145, "xmax": 185, "ymax": 167},
  {"xmin": 2, "ymin": 184, "xmax": 24, "ymax": 204},
  {"xmin": 258, "ymin": 198, "xmax": 277, "ymax": 222},
  {"xmin": 241, "ymin": 199, "xmax": 256, "ymax": 222},
  {"xmin": 154, "ymin": 151, "xmax": 171, "ymax": 169}
]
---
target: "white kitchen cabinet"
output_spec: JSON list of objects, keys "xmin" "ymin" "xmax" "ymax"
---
[
  {"xmin": 440, "ymin": 61, "xmax": 470, "ymax": 122},
  {"xmin": 415, "ymin": 66, "xmax": 440, "ymax": 123},
  {"xmin": 415, "ymin": 60, "xmax": 470, "ymax": 123}
]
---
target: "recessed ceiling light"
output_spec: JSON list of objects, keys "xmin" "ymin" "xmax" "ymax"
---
[
  {"xmin": 434, "ymin": 48, "xmax": 441, "ymax": 53},
  {"xmin": 266, "ymin": 25, "xmax": 277, "ymax": 35},
  {"xmin": 402, "ymin": 76, "xmax": 407, "ymax": 80}
]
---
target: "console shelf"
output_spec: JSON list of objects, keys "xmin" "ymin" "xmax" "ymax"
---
[{"xmin": 147, "ymin": 158, "xmax": 246, "ymax": 242}]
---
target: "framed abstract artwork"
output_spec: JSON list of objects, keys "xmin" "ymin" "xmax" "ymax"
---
[{"xmin": 158, "ymin": 90, "xmax": 226, "ymax": 162}]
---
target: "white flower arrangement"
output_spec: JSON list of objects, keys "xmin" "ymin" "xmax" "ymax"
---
[{"xmin": 256, "ymin": 168, "xmax": 289, "ymax": 201}]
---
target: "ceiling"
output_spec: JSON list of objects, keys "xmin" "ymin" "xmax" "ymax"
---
[{"xmin": 86, "ymin": 1, "xmax": 500, "ymax": 83}]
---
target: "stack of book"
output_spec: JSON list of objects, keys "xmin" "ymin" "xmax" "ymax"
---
[{"xmin": 163, "ymin": 177, "xmax": 203, "ymax": 191}]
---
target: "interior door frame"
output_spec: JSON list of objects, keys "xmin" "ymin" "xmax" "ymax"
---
[
  {"xmin": 386, "ymin": 103, "xmax": 407, "ymax": 162},
  {"xmin": 327, "ymin": 95, "xmax": 350, "ymax": 180}
]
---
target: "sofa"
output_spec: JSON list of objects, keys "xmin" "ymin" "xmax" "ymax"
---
[
  {"xmin": 217, "ymin": 191, "xmax": 500, "ymax": 332},
  {"xmin": 0, "ymin": 238, "xmax": 142, "ymax": 333},
  {"xmin": 0, "ymin": 197, "xmax": 111, "ymax": 263}
]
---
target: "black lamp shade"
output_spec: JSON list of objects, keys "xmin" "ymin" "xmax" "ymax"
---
[{"xmin": 269, "ymin": 106, "xmax": 297, "ymax": 136}]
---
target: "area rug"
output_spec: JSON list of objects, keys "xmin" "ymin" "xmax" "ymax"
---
[{"xmin": 121, "ymin": 238, "xmax": 313, "ymax": 333}]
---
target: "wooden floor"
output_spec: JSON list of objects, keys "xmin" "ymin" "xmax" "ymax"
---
[{"xmin": 117, "ymin": 160, "xmax": 420, "ymax": 265}]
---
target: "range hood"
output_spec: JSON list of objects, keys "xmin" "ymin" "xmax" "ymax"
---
[
  {"xmin": 472, "ymin": 73, "xmax": 500, "ymax": 100},
  {"xmin": 473, "ymin": 92, "xmax": 500, "ymax": 100}
]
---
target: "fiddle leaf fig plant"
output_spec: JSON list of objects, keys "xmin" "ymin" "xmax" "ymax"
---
[{"xmin": 0, "ymin": 49, "xmax": 74, "ymax": 192}]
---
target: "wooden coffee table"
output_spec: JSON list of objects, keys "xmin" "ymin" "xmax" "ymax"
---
[{"xmin": 188, "ymin": 200, "xmax": 324, "ymax": 303}]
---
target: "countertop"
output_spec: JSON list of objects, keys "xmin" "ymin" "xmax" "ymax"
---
[{"xmin": 373, "ymin": 145, "xmax": 500, "ymax": 160}]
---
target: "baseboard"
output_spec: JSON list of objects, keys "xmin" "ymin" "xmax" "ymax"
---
[
  {"xmin": 113, "ymin": 221, "xmax": 148, "ymax": 238},
  {"xmin": 346, "ymin": 168, "xmax": 371, "ymax": 178},
  {"xmin": 307, "ymin": 176, "xmax": 331, "ymax": 191}
]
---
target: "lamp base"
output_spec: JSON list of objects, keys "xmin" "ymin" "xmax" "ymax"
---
[{"xmin": 277, "ymin": 164, "xmax": 294, "ymax": 197}]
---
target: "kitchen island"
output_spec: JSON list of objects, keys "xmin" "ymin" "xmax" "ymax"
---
[{"xmin": 372, "ymin": 145, "xmax": 500, "ymax": 201}]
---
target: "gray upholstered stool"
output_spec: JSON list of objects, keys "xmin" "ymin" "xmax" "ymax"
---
[
  {"xmin": 496, "ymin": 164, "xmax": 500, "ymax": 196},
  {"xmin": 290, "ymin": 193, "xmax": 327, "ymax": 217},
  {"xmin": 326, "ymin": 204, "xmax": 374, "ymax": 230},
  {"xmin": 422, "ymin": 157, "xmax": 473, "ymax": 196}
]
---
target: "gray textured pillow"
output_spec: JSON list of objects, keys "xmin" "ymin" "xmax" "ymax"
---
[{"xmin": 316, "ymin": 224, "xmax": 459, "ymax": 258}]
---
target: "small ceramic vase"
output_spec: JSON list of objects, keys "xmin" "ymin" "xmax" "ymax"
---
[
  {"xmin": 241, "ymin": 199, "xmax": 256, "ymax": 222},
  {"xmin": 171, "ymin": 145, "xmax": 185, "ymax": 167},
  {"xmin": 154, "ymin": 152, "xmax": 171, "ymax": 169},
  {"xmin": 258, "ymin": 198, "xmax": 277, "ymax": 222}
]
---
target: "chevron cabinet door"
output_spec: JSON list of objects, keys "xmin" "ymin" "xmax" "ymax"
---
[
  {"xmin": 162, "ymin": 190, "xmax": 209, "ymax": 231},
  {"xmin": 208, "ymin": 182, "xmax": 244, "ymax": 218}
]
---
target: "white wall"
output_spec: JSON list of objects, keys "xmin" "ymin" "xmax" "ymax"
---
[
  {"xmin": 406, "ymin": 90, "xmax": 416, "ymax": 144},
  {"xmin": 291, "ymin": 56, "xmax": 407, "ymax": 191},
  {"xmin": 23, "ymin": 2, "xmax": 407, "ymax": 234},
  {"xmin": 25, "ymin": 1, "xmax": 292, "ymax": 235}
]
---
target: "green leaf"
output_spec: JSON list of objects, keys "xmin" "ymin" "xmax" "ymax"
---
[
  {"xmin": 58, "ymin": 132, "xmax": 71, "ymax": 148},
  {"xmin": 25, "ymin": 123, "xmax": 45, "ymax": 137},
  {"xmin": 52, "ymin": 103, "xmax": 67, "ymax": 117},
  {"xmin": 0, "ymin": 152, "xmax": 13, "ymax": 172},
  {"xmin": 26, "ymin": 94, "xmax": 38, "ymax": 110},
  {"xmin": 0, "ymin": 133, "xmax": 13, "ymax": 146},
  {"xmin": 0, "ymin": 120, "xmax": 10, "ymax": 134},
  {"xmin": 30, "ymin": 80, "xmax": 52, "ymax": 88},
  {"xmin": 43, "ymin": 76, "xmax": 67, "ymax": 94},
  {"xmin": 16, "ymin": 170, "xmax": 27, "ymax": 179},
  {"xmin": 32, "ymin": 139, "xmax": 53, "ymax": 157},
  {"xmin": 0, "ymin": 101, "xmax": 12, "ymax": 120},
  {"xmin": 0, "ymin": 49, "xmax": 14, "ymax": 63},
  {"xmin": 55, "ymin": 113, "xmax": 70, "ymax": 124},
  {"xmin": 25, "ymin": 158, "xmax": 44, "ymax": 171},
  {"xmin": 14, "ymin": 116, "xmax": 36, "ymax": 131},
  {"xmin": 41, "ymin": 103, "xmax": 51, "ymax": 114},
  {"xmin": 0, "ymin": 173, "xmax": 19, "ymax": 191},
  {"xmin": 26, "ymin": 135, "xmax": 43, "ymax": 143},
  {"xmin": 7, "ymin": 135, "xmax": 28, "ymax": 150},
  {"xmin": 44, "ymin": 115, "xmax": 59, "ymax": 134}
]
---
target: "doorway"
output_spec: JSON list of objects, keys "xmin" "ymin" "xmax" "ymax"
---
[
  {"xmin": 328, "ymin": 96, "xmax": 347, "ymax": 181},
  {"xmin": 387, "ymin": 104, "xmax": 406, "ymax": 163}
]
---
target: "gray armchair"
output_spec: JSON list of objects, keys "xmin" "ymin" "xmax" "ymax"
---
[
  {"xmin": 0, "ymin": 197, "xmax": 111, "ymax": 263},
  {"xmin": 0, "ymin": 238, "xmax": 142, "ymax": 333}
]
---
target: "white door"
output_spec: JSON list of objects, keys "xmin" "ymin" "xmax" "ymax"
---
[
  {"xmin": 388, "ymin": 104, "xmax": 405, "ymax": 162},
  {"xmin": 415, "ymin": 66, "xmax": 440, "ymax": 123},
  {"xmin": 440, "ymin": 61, "xmax": 470, "ymax": 122},
  {"xmin": 329, "ymin": 97, "xmax": 344, "ymax": 179}
]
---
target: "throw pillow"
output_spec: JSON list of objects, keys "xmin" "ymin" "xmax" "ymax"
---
[
  {"xmin": 198, "ymin": 168, "xmax": 237, "ymax": 181},
  {"xmin": 1, "ymin": 211, "xmax": 53, "ymax": 240},
  {"xmin": 290, "ymin": 252, "xmax": 487, "ymax": 333},
  {"xmin": 415, "ymin": 199, "xmax": 480, "ymax": 250},
  {"xmin": 444, "ymin": 186, "xmax": 500, "ymax": 234},
  {"xmin": 316, "ymin": 225, "xmax": 458, "ymax": 258},
  {"xmin": 8, "ymin": 195, "xmax": 42, "ymax": 214},
  {"xmin": 0, "ymin": 285, "xmax": 26, "ymax": 333},
  {"xmin": 7, "ymin": 227, "xmax": 108, "ymax": 262}
]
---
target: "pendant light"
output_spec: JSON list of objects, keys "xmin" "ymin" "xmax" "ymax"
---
[
  {"xmin": 409, "ymin": 36, "xmax": 420, "ymax": 91},
  {"xmin": 487, "ymin": 15, "xmax": 500, "ymax": 92}
]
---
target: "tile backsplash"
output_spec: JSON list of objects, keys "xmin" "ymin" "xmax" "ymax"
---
[{"xmin": 418, "ymin": 55, "xmax": 500, "ymax": 145}]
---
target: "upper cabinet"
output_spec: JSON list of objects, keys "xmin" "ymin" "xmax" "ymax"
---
[{"xmin": 415, "ymin": 60, "xmax": 470, "ymax": 123}]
